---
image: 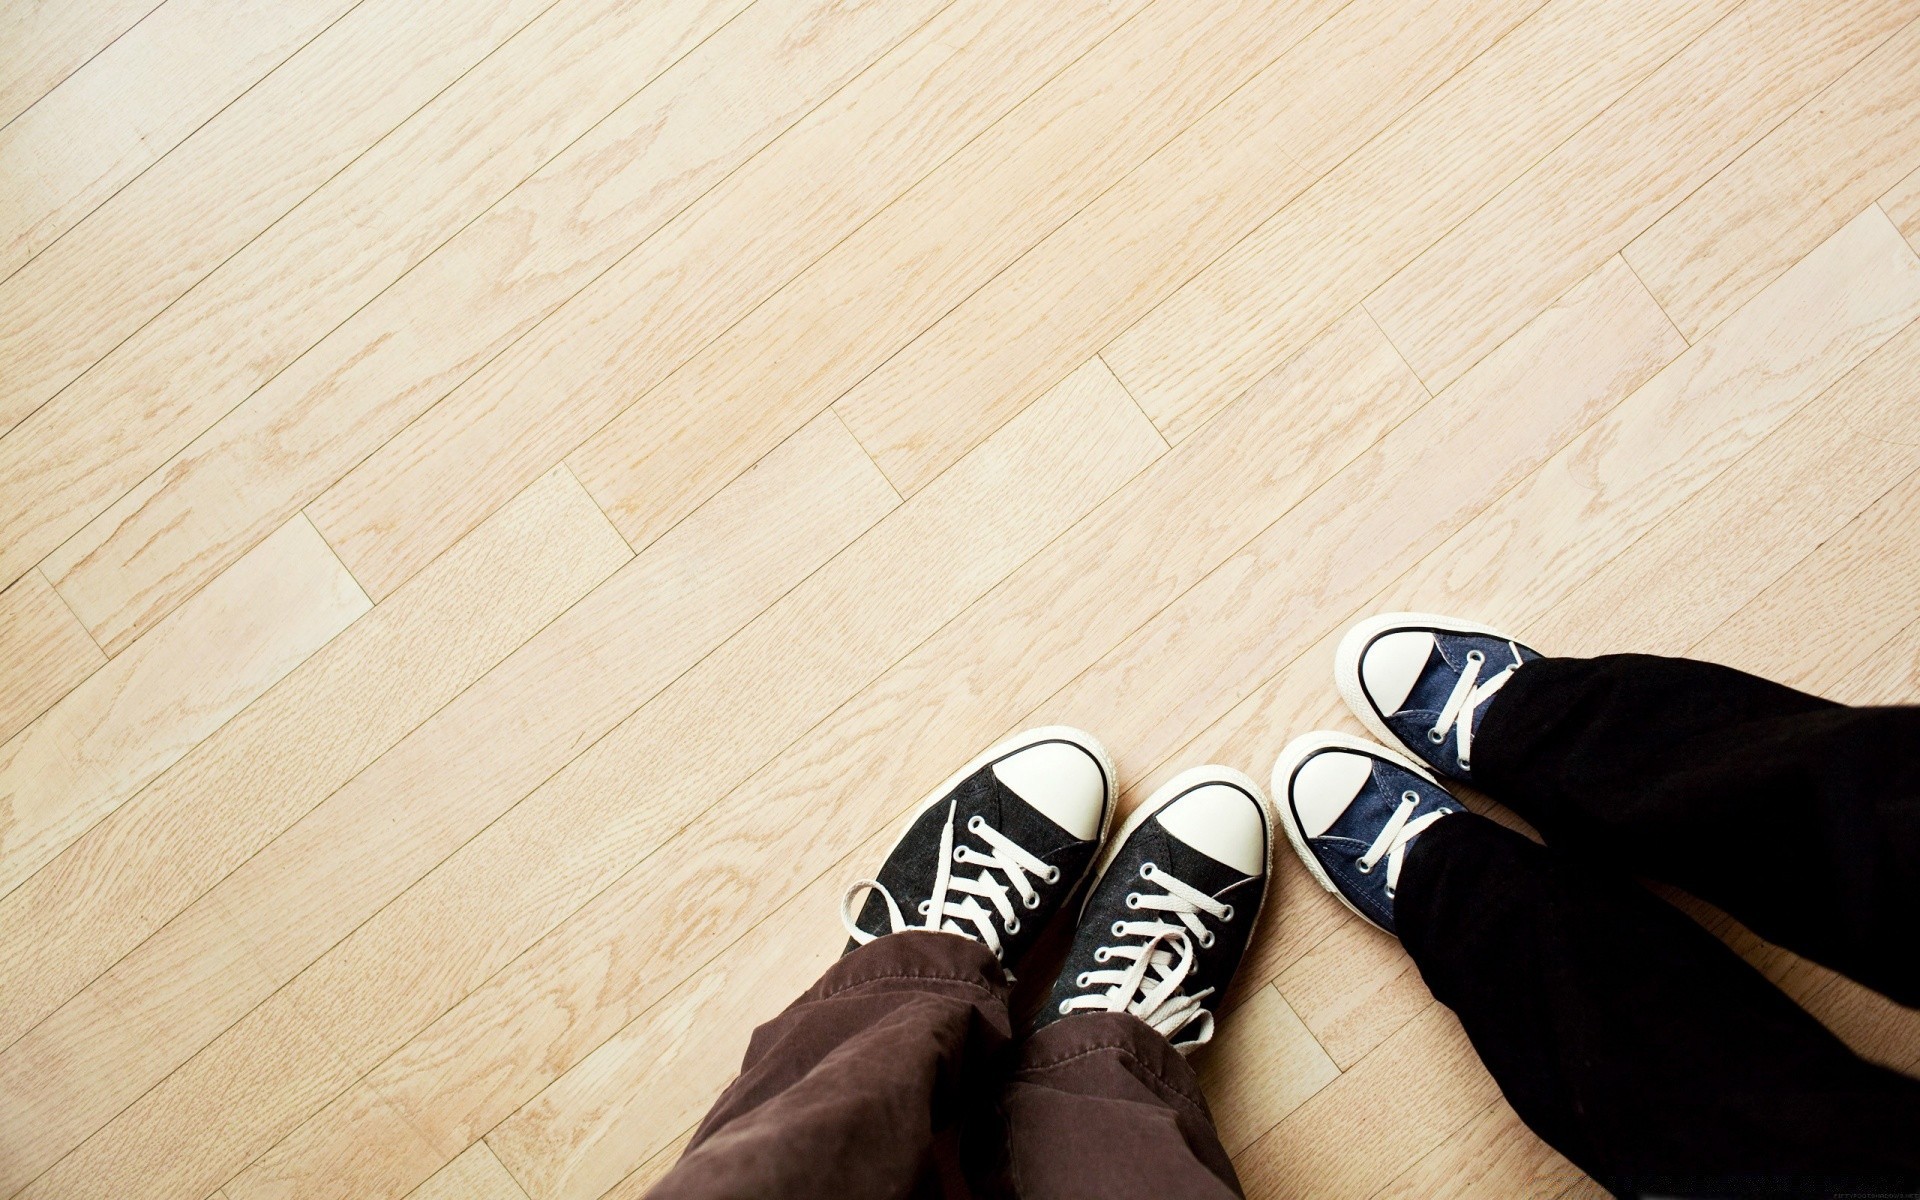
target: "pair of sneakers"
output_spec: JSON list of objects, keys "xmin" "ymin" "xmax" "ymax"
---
[
  {"xmin": 841, "ymin": 733, "xmax": 1273, "ymax": 1052},
  {"xmin": 839, "ymin": 613, "xmax": 1537, "ymax": 1052}
]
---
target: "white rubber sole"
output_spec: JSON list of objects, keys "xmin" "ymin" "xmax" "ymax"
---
[
  {"xmin": 1079, "ymin": 764, "xmax": 1276, "ymax": 945},
  {"xmin": 873, "ymin": 725, "xmax": 1119, "ymax": 901},
  {"xmin": 1270, "ymin": 730, "xmax": 1444, "ymax": 932},
  {"xmin": 1334, "ymin": 611, "xmax": 1519, "ymax": 759}
]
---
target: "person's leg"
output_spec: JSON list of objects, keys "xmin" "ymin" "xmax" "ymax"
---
[
  {"xmin": 991, "ymin": 1011, "xmax": 1241, "ymax": 1200},
  {"xmin": 1474, "ymin": 653, "xmax": 1920, "ymax": 1006},
  {"xmin": 649, "ymin": 931, "xmax": 1013, "ymax": 1200},
  {"xmin": 1399, "ymin": 813, "xmax": 1920, "ymax": 1197},
  {"xmin": 1275, "ymin": 734, "xmax": 1920, "ymax": 1197},
  {"xmin": 652, "ymin": 726, "xmax": 1119, "ymax": 1199}
]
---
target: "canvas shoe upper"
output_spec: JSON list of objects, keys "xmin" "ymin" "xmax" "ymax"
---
[
  {"xmin": 841, "ymin": 727, "xmax": 1114, "ymax": 970},
  {"xmin": 1336, "ymin": 612, "xmax": 1540, "ymax": 784},
  {"xmin": 1273, "ymin": 732, "xmax": 1460, "ymax": 937},
  {"xmin": 1035, "ymin": 767, "xmax": 1273, "ymax": 1054}
]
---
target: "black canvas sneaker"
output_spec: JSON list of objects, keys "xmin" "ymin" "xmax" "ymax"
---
[
  {"xmin": 841, "ymin": 727, "xmax": 1115, "ymax": 971},
  {"xmin": 1034, "ymin": 766, "xmax": 1273, "ymax": 1053}
]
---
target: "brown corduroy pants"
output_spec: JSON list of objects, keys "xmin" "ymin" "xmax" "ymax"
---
[{"xmin": 646, "ymin": 930, "xmax": 1241, "ymax": 1200}]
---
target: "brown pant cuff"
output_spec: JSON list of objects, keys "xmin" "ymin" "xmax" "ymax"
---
[
  {"xmin": 1019, "ymin": 1010, "xmax": 1211, "ymax": 1112},
  {"xmin": 806, "ymin": 929, "xmax": 1011, "ymax": 1005}
]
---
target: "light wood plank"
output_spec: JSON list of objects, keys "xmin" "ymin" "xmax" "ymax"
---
[
  {"xmin": 1192, "ymin": 984, "xmax": 1339, "ymax": 1156},
  {"xmin": 1693, "ymin": 465, "xmax": 1920, "ymax": 692},
  {"xmin": 1369, "ymin": 1100, "xmax": 1585, "ymax": 1200},
  {"xmin": 4, "ymin": 415, "xmax": 895, "ymax": 1200},
  {"xmin": 0, "ymin": 466, "xmax": 628, "ymax": 1052},
  {"xmin": 592, "ymin": 1130, "xmax": 694, "ymax": 1200},
  {"xmin": 834, "ymin": 0, "xmax": 1540, "ymax": 495},
  {"xmin": 1099, "ymin": 0, "xmax": 1738, "ymax": 441},
  {"xmin": 0, "ymin": 516, "xmax": 366, "ymax": 903},
  {"xmin": 1235, "ymin": 1004, "xmax": 1499, "ymax": 1200},
  {"xmin": 1537, "ymin": 313, "xmax": 1920, "ymax": 660},
  {"xmin": 0, "ymin": 0, "xmax": 164, "ymax": 128},
  {"xmin": 308, "ymin": 0, "xmax": 1148, "ymax": 598},
  {"xmin": 475, "ymin": 320, "xmax": 1423, "ymax": 1197},
  {"xmin": 1886, "ymin": 163, "xmax": 1920, "ymax": 248},
  {"xmin": 222, "ymin": 362, "xmax": 1158, "ymax": 1200},
  {"xmin": 410, "ymin": 1142, "xmax": 531, "ymax": 1200},
  {"xmin": 1836, "ymin": 614, "xmax": 1920, "ymax": 705},
  {"xmin": 1624, "ymin": 17, "xmax": 1920, "ymax": 341},
  {"xmin": 1366, "ymin": 0, "xmax": 1912, "ymax": 391},
  {"xmin": 566, "ymin": 0, "xmax": 1352, "ymax": 549},
  {"xmin": 1275, "ymin": 917, "xmax": 1428, "ymax": 1071},
  {"xmin": 0, "ymin": 567, "xmax": 102, "ymax": 745},
  {"xmin": 36, "ymin": 0, "xmax": 931, "ymax": 655},
  {"xmin": 0, "ymin": 0, "xmax": 743, "ymax": 591},
  {"xmin": 0, "ymin": 0, "xmax": 567, "ymax": 436},
  {"xmin": 0, "ymin": 0, "xmax": 353, "ymax": 279}
]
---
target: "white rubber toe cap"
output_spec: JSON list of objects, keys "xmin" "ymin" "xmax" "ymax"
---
[
  {"xmin": 994, "ymin": 740, "xmax": 1107, "ymax": 840},
  {"xmin": 1289, "ymin": 749, "xmax": 1374, "ymax": 839},
  {"xmin": 1157, "ymin": 783, "xmax": 1267, "ymax": 875},
  {"xmin": 1360, "ymin": 629, "xmax": 1435, "ymax": 717}
]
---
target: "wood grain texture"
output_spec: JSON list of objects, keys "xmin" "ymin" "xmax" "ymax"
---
[
  {"xmin": 0, "ymin": 466, "xmax": 628, "ymax": 1052},
  {"xmin": 1624, "ymin": 16, "xmax": 1920, "ymax": 340},
  {"xmin": 1367, "ymin": 0, "xmax": 1913, "ymax": 391},
  {"xmin": 0, "ymin": 0, "xmax": 354, "ymax": 279},
  {"xmin": 591, "ymin": 1130, "xmax": 695, "ymax": 1200},
  {"xmin": 0, "ymin": 568, "xmax": 102, "ymax": 746},
  {"xmin": 566, "ymin": 0, "xmax": 1348, "ymax": 550},
  {"xmin": 0, "ymin": 0, "xmax": 743, "ymax": 594},
  {"xmin": 224, "ymin": 363, "xmax": 1157, "ymax": 1200},
  {"xmin": 308, "ymin": 0, "xmax": 1147, "ymax": 599},
  {"xmin": 1191, "ymin": 984, "xmax": 1339, "ymax": 1156},
  {"xmin": 1885, "ymin": 162, "xmax": 1920, "ymax": 248},
  {"xmin": 8, "ymin": 416, "xmax": 892, "ymax": 1200},
  {"xmin": 1099, "ymin": 0, "xmax": 1739, "ymax": 441},
  {"xmin": 834, "ymin": 0, "xmax": 1540, "ymax": 495},
  {"xmin": 0, "ymin": 517, "xmax": 365, "ymax": 906},
  {"xmin": 0, "ymin": 0, "xmax": 164, "ymax": 128},
  {"xmin": 409, "ymin": 1142, "xmax": 532, "ymax": 1200},
  {"xmin": 37, "ymin": 0, "xmax": 921, "ymax": 654},
  {"xmin": 0, "ymin": 0, "xmax": 559, "ymax": 436}
]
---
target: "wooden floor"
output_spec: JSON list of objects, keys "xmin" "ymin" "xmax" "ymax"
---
[{"xmin": 3, "ymin": 0, "xmax": 1920, "ymax": 1196}]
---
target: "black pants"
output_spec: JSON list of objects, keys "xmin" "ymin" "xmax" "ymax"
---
[
  {"xmin": 1400, "ymin": 654, "xmax": 1920, "ymax": 1197},
  {"xmin": 656, "ymin": 656, "xmax": 1920, "ymax": 1199}
]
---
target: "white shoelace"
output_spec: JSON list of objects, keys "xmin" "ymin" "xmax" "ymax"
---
[
  {"xmin": 1427, "ymin": 645, "xmax": 1520, "ymax": 770},
  {"xmin": 841, "ymin": 799, "xmax": 1059, "ymax": 961},
  {"xmin": 1355, "ymin": 790, "xmax": 1453, "ymax": 897},
  {"xmin": 1057, "ymin": 862, "xmax": 1231, "ymax": 1052}
]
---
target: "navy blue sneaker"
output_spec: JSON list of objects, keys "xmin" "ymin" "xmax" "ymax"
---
[
  {"xmin": 841, "ymin": 727, "xmax": 1115, "ymax": 971},
  {"xmin": 1335, "ymin": 612, "xmax": 1540, "ymax": 784},
  {"xmin": 1272, "ymin": 733, "xmax": 1461, "ymax": 936}
]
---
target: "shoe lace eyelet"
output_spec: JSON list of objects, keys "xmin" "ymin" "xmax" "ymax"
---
[
  {"xmin": 1198, "ymin": 930, "xmax": 1215, "ymax": 949},
  {"xmin": 1005, "ymin": 917, "xmax": 1020, "ymax": 934},
  {"xmin": 1111, "ymin": 920, "xmax": 1127, "ymax": 938},
  {"xmin": 1427, "ymin": 728, "xmax": 1446, "ymax": 743},
  {"xmin": 1044, "ymin": 865, "xmax": 1062, "ymax": 884},
  {"xmin": 1220, "ymin": 904, "xmax": 1234, "ymax": 922},
  {"xmin": 1356, "ymin": 860, "xmax": 1373, "ymax": 875},
  {"xmin": 1124, "ymin": 893, "xmax": 1140, "ymax": 910},
  {"xmin": 967, "ymin": 814, "xmax": 985, "ymax": 832},
  {"xmin": 1023, "ymin": 892, "xmax": 1040, "ymax": 910},
  {"xmin": 1093, "ymin": 947, "xmax": 1110, "ymax": 963},
  {"xmin": 1466, "ymin": 650, "xmax": 1485, "ymax": 665},
  {"xmin": 1402, "ymin": 790, "xmax": 1419, "ymax": 804},
  {"xmin": 1139, "ymin": 861, "xmax": 1157, "ymax": 880},
  {"xmin": 1076, "ymin": 972, "xmax": 1093, "ymax": 988},
  {"xmin": 1058, "ymin": 1000, "xmax": 1072, "ymax": 1015},
  {"xmin": 917, "ymin": 899, "xmax": 932, "ymax": 915}
]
